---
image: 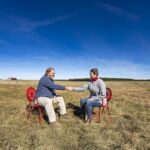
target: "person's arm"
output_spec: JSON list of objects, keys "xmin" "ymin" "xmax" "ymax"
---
[
  {"xmin": 42, "ymin": 77, "xmax": 65, "ymax": 90},
  {"xmin": 72, "ymin": 83, "xmax": 89, "ymax": 92}
]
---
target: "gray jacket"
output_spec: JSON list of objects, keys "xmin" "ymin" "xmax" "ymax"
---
[{"xmin": 73, "ymin": 78, "xmax": 106, "ymax": 100}]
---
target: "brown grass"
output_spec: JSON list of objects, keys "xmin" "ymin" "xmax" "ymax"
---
[{"xmin": 0, "ymin": 80, "xmax": 150, "ymax": 150}]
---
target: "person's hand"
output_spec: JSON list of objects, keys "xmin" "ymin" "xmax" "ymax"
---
[{"xmin": 65, "ymin": 86, "xmax": 73, "ymax": 91}]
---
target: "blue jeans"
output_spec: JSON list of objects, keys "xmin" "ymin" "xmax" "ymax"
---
[{"xmin": 80, "ymin": 98, "xmax": 102, "ymax": 120}]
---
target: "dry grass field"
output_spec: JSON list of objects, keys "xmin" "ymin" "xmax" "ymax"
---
[{"xmin": 0, "ymin": 80, "xmax": 150, "ymax": 150}]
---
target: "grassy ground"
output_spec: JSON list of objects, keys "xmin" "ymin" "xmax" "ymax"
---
[{"xmin": 0, "ymin": 80, "xmax": 150, "ymax": 150}]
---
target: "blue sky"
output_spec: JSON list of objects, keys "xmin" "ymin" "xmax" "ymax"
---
[{"xmin": 0, "ymin": 0, "xmax": 150, "ymax": 79}]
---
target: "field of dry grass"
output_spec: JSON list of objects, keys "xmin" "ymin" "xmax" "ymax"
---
[{"xmin": 0, "ymin": 80, "xmax": 150, "ymax": 150}]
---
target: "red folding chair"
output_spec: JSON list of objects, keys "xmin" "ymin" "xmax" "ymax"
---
[
  {"xmin": 97, "ymin": 87, "xmax": 112, "ymax": 124},
  {"xmin": 26, "ymin": 87, "xmax": 42, "ymax": 127}
]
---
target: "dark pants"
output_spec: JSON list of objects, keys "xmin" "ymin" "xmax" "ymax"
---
[{"xmin": 80, "ymin": 98, "xmax": 102, "ymax": 120}]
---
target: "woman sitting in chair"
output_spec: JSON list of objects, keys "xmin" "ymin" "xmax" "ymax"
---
[{"xmin": 71, "ymin": 68, "xmax": 106, "ymax": 123}]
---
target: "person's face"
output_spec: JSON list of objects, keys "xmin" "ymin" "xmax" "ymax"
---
[
  {"xmin": 90, "ymin": 72, "xmax": 97, "ymax": 79},
  {"xmin": 48, "ymin": 69, "xmax": 55, "ymax": 79}
]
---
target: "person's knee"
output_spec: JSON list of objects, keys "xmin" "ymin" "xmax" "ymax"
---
[
  {"xmin": 45, "ymin": 99, "xmax": 52, "ymax": 106},
  {"xmin": 86, "ymin": 101, "xmax": 91, "ymax": 106},
  {"xmin": 85, "ymin": 101, "xmax": 92, "ymax": 111},
  {"xmin": 57, "ymin": 97, "xmax": 65, "ymax": 102},
  {"xmin": 80, "ymin": 99, "xmax": 86, "ymax": 106},
  {"xmin": 60, "ymin": 97, "xmax": 65, "ymax": 102},
  {"xmin": 80, "ymin": 99, "xmax": 83, "ymax": 105}
]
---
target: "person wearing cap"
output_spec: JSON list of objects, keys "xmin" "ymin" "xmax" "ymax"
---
[
  {"xmin": 35, "ymin": 67, "xmax": 71, "ymax": 124},
  {"xmin": 70, "ymin": 68, "xmax": 106, "ymax": 123}
]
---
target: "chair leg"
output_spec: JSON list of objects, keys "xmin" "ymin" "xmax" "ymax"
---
[
  {"xmin": 107, "ymin": 107, "xmax": 112, "ymax": 124},
  {"xmin": 101, "ymin": 107, "xmax": 104, "ymax": 114},
  {"xmin": 98, "ymin": 107, "xmax": 101, "ymax": 123},
  {"xmin": 26, "ymin": 105, "xmax": 32, "ymax": 119},
  {"xmin": 38, "ymin": 107, "xmax": 42, "ymax": 127},
  {"xmin": 26, "ymin": 112, "xmax": 30, "ymax": 119},
  {"xmin": 102, "ymin": 107, "xmax": 107, "ymax": 123},
  {"xmin": 97, "ymin": 106, "xmax": 112, "ymax": 125}
]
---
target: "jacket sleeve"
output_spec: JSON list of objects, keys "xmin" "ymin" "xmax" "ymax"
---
[
  {"xmin": 72, "ymin": 83, "xmax": 89, "ymax": 92},
  {"xmin": 42, "ymin": 77, "xmax": 65, "ymax": 90}
]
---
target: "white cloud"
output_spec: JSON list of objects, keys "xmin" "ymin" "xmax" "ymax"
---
[
  {"xmin": 0, "ymin": 13, "xmax": 79, "ymax": 33},
  {"xmin": 96, "ymin": 3, "xmax": 140, "ymax": 21}
]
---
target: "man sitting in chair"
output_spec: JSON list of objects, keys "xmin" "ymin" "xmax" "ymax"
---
[
  {"xmin": 70, "ymin": 68, "xmax": 106, "ymax": 123},
  {"xmin": 35, "ymin": 67, "xmax": 71, "ymax": 124}
]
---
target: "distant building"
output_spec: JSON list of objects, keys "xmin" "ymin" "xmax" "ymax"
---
[{"xmin": 8, "ymin": 77, "xmax": 17, "ymax": 80}]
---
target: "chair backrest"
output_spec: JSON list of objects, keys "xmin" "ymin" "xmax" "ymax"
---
[
  {"xmin": 26, "ymin": 87, "xmax": 36, "ymax": 104},
  {"xmin": 106, "ymin": 87, "xmax": 112, "ymax": 101}
]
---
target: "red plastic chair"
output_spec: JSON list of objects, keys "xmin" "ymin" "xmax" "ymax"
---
[
  {"xmin": 26, "ymin": 87, "xmax": 42, "ymax": 127},
  {"xmin": 97, "ymin": 87, "xmax": 112, "ymax": 124}
]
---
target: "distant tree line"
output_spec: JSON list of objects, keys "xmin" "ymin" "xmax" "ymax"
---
[{"xmin": 56, "ymin": 78, "xmax": 150, "ymax": 81}]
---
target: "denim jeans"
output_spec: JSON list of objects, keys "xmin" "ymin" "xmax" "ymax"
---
[{"xmin": 80, "ymin": 98, "xmax": 102, "ymax": 120}]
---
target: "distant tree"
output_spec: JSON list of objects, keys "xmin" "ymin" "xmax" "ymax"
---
[{"xmin": 8, "ymin": 77, "xmax": 17, "ymax": 80}]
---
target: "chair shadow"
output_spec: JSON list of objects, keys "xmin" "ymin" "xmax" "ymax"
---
[{"xmin": 66, "ymin": 103, "xmax": 82, "ymax": 118}]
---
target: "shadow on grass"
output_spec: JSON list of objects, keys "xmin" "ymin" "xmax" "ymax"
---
[{"xmin": 66, "ymin": 103, "xmax": 82, "ymax": 118}]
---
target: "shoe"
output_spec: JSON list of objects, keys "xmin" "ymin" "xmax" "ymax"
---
[
  {"xmin": 60, "ymin": 114, "xmax": 71, "ymax": 119},
  {"xmin": 84, "ymin": 118, "xmax": 91, "ymax": 124},
  {"xmin": 47, "ymin": 121, "xmax": 56, "ymax": 125},
  {"xmin": 83, "ymin": 115, "xmax": 88, "ymax": 123}
]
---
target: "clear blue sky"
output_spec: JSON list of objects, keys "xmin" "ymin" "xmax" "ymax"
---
[{"xmin": 0, "ymin": 0, "xmax": 150, "ymax": 79}]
